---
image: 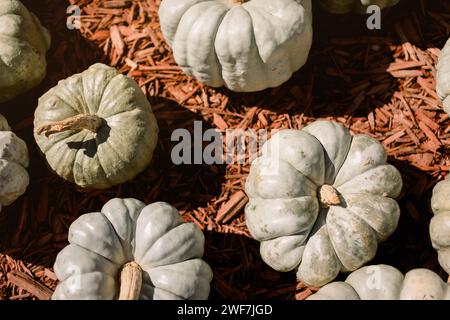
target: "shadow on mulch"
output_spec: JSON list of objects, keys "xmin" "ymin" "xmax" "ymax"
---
[{"xmin": 204, "ymin": 231, "xmax": 298, "ymax": 300}]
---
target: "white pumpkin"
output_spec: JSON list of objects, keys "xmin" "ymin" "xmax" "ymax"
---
[
  {"xmin": 436, "ymin": 38, "xmax": 450, "ymax": 116},
  {"xmin": 0, "ymin": 0, "xmax": 51, "ymax": 103},
  {"xmin": 319, "ymin": 0, "xmax": 400, "ymax": 14},
  {"xmin": 308, "ymin": 265, "xmax": 450, "ymax": 300},
  {"xmin": 0, "ymin": 113, "xmax": 29, "ymax": 212},
  {"xmin": 158, "ymin": 0, "xmax": 313, "ymax": 92},
  {"xmin": 430, "ymin": 178, "xmax": 450, "ymax": 275},
  {"xmin": 53, "ymin": 198, "xmax": 213, "ymax": 300},
  {"xmin": 245, "ymin": 121, "xmax": 403, "ymax": 287}
]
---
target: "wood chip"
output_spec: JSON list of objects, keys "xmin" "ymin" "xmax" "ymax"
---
[{"xmin": 7, "ymin": 271, "xmax": 53, "ymax": 300}]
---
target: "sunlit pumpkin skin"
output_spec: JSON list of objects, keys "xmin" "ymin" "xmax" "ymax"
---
[
  {"xmin": 0, "ymin": 0, "xmax": 51, "ymax": 103},
  {"xmin": 430, "ymin": 178, "xmax": 450, "ymax": 275},
  {"xmin": 33, "ymin": 63, "xmax": 159, "ymax": 189},
  {"xmin": 437, "ymin": 38, "xmax": 450, "ymax": 116},
  {"xmin": 52, "ymin": 198, "xmax": 213, "ymax": 300},
  {"xmin": 245, "ymin": 121, "xmax": 402, "ymax": 287},
  {"xmin": 319, "ymin": 0, "xmax": 400, "ymax": 14},
  {"xmin": 158, "ymin": 0, "xmax": 313, "ymax": 92},
  {"xmin": 0, "ymin": 113, "xmax": 29, "ymax": 212},
  {"xmin": 308, "ymin": 265, "xmax": 450, "ymax": 300}
]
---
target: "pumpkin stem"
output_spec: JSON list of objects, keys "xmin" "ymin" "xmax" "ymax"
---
[
  {"xmin": 118, "ymin": 261, "xmax": 142, "ymax": 300},
  {"xmin": 35, "ymin": 114, "xmax": 103, "ymax": 137},
  {"xmin": 318, "ymin": 184, "xmax": 341, "ymax": 208},
  {"xmin": 232, "ymin": 0, "xmax": 246, "ymax": 4}
]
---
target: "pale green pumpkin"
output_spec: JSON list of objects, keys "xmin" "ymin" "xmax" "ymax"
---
[
  {"xmin": 0, "ymin": 0, "xmax": 51, "ymax": 103},
  {"xmin": 0, "ymin": 113, "xmax": 29, "ymax": 212},
  {"xmin": 159, "ymin": 0, "xmax": 313, "ymax": 92},
  {"xmin": 33, "ymin": 63, "xmax": 159, "ymax": 189},
  {"xmin": 308, "ymin": 265, "xmax": 450, "ymax": 300},
  {"xmin": 436, "ymin": 38, "xmax": 450, "ymax": 116},
  {"xmin": 245, "ymin": 121, "xmax": 402, "ymax": 287},
  {"xmin": 319, "ymin": 0, "xmax": 400, "ymax": 14},
  {"xmin": 53, "ymin": 198, "xmax": 213, "ymax": 300}
]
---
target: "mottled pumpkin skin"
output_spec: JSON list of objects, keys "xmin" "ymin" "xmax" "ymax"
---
[
  {"xmin": 436, "ymin": 38, "xmax": 450, "ymax": 116},
  {"xmin": 430, "ymin": 178, "xmax": 450, "ymax": 275},
  {"xmin": 245, "ymin": 121, "xmax": 402, "ymax": 287},
  {"xmin": 308, "ymin": 265, "xmax": 450, "ymax": 300},
  {"xmin": 0, "ymin": 0, "xmax": 51, "ymax": 103},
  {"xmin": 34, "ymin": 63, "xmax": 159, "ymax": 189},
  {"xmin": 53, "ymin": 198, "xmax": 213, "ymax": 300},
  {"xmin": 319, "ymin": 0, "xmax": 400, "ymax": 14},
  {"xmin": 159, "ymin": 0, "xmax": 313, "ymax": 92},
  {"xmin": 0, "ymin": 113, "xmax": 29, "ymax": 211}
]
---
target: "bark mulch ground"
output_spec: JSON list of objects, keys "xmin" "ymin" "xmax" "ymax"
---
[{"xmin": 0, "ymin": 0, "xmax": 449, "ymax": 300}]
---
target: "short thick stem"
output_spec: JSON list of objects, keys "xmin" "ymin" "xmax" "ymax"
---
[
  {"xmin": 318, "ymin": 184, "xmax": 341, "ymax": 208},
  {"xmin": 118, "ymin": 261, "xmax": 142, "ymax": 300},
  {"xmin": 36, "ymin": 114, "xmax": 103, "ymax": 137},
  {"xmin": 232, "ymin": 0, "xmax": 246, "ymax": 4}
]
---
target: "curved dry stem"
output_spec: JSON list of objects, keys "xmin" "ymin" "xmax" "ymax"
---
[{"xmin": 36, "ymin": 114, "xmax": 103, "ymax": 137}]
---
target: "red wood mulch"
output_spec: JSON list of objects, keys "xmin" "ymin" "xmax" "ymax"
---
[{"xmin": 0, "ymin": 0, "xmax": 449, "ymax": 300}]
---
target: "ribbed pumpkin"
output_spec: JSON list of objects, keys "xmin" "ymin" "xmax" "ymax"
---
[
  {"xmin": 159, "ymin": 0, "xmax": 313, "ymax": 92},
  {"xmin": 53, "ymin": 198, "xmax": 213, "ymax": 300},
  {"xmin": 430, "ymin": 178, "xmax": 450, "ymax": 275},
  {"xmin": 245, "ymin": 121, "xmax": 402, "ymax": 287},
  {"xmin": 0, "ymin": 0, "xmax": 51, "ymax": 103},
  {"xmin": 0, "ymin": 113, "xmax": 29, "ymax": 212},
  {"xmin": 33, "ymin": 63, "xmax": 159, "ymax": 189},
  {"xmin": 308, "ymin": 265, "xmax": 449, "ymax": 300},
  {"xmin": 436, "ymin": 38, "xmax": 450, "ymax": 116},
  {"xmin": 319, "ymin": 0, "xmax": 401, "ymax": 14}
]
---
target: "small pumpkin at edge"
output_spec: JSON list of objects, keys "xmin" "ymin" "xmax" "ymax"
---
[
  {"xmin": 430, "ymin": 177, "xmax": 450, "ymax": 275},
  {"xmin": 0, "ymin": 0, "xmax": 51, "ymax": 103},
  {"xmin": 308, "ymin": 264, "xmax": 449, "ymax": 300},
  {"xmin": 0, "ymin": 113, "xmax": 29, "ymax": 212}
]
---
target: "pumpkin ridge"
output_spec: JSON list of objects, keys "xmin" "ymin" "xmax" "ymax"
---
[
  {"xmin": 139, "ymin": 223, "xmax": 205, "ymax": 269},
  {"xmin": 183, "ymin": 2, "xmax": 228, "ymax": 87},
  {"xmin": 39, "ymin": 89, "xmax": 80, "ymax": 117},
  {"xmin": 96, "ymin": 126, "xmax": 144, "ymax": 182},
  {"xmin": 342, "ymin": 193, "xmax": 400, "ymax": 242},
  {"xmin": 82, "ymin": 67, "xmax": 115, "ymax": 115},
  {"xmin": 67, "ymin": 227, "xmax": 119, "ymax": 267},
  {"xmin": 96, "ymin": 72, "xmax": 125, "ymax": 116},
  {"xmin": 210, "ymin": 8, "xmax": 228, "ymax": 85},
  {"xmin": 328, "ymin": 134, "xmax": 354, "ymax": 184},
  {"xmin": 217, "ymin": 6, "xmax": 269, "ymax": 91},
  {"xmin": 54, "ymin": 243, "xmax": 119, "ymax": 282},
  {"xmin": 325, "ymin": 207, "xmax": 378, "ymax": 272},
  {"xmin": 93, "ymin": 143, "xmax": 114, "ymax": 186},
  {"xmin": 241, "ymin": 0, "xmax": 307, "ymax": 63},
  {"xmin": 40, "ymin": 130, "xmax": 83, "ymax": 175},
  {"xmin": 72, "ymin": 132, "xmax": 110, "ymax": 188}
]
